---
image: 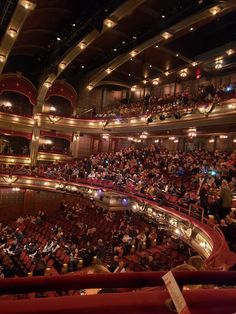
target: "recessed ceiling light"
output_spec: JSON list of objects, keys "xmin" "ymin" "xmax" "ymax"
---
[
  {"xmin": 104, "ymin": 18, "xmax": 117, "ymax": 28},
  {"xmin": 87, "ymin": 85, "xmax": 94, "ymax": 91},
  {"xmin": 161, "ymin": 15, "xmax": 165, "ymax": 19},
  {"xmin": 192, "ymin": 62, "xmax": 197, "ymax": 67},
  {"xmin": 78, "ymin": 42, "xmax": 87, "ymax": 49},
  {"xmin": 59, "ymin": 62, "xmax": 66, "ymax": 70},
  {"xmin": 113, "ymin": 48, "xmax": 117, "ymax": 52},
  {"xmin": 106, "ymin": 68, "xmax": 112, "ymax": 74},
  {"xmin": 72, "ymin": 23, "xmax": 76, "ymax": 27},
  {"xmin": 81, "ymin": 65, "xmax": 85, "ymax": 69},
  {"xmin": 209, "ymin": 5, "xmax": 221, "ymax": 15},
  {"xmin": 176, "ymin": 53, "xmax": 179, "ymax": 57},
  {"xmin": 226, "ymin": 49, "xmax": 234, "ymax": 56},
  {"xmin": 128, "ymin": 73, "xmax": 131, "ymax": 76},
  {"xmin": 130, "ymin": 50, "xmax": 138, "ymax": 57},
  {"xmin": 122, "ymin": 41, "xmax": 126, "ymax": 45},
  {"xmin": 164, "ymin": 71, "xmax": 170, "ymax": 76},
  {"xmin": 161, "ymin": 32, "xmax": 172, "ymax": 40},
  {"xmin": 56, "ymin": 37, "xmax": 61, "ymax": 41},
  {"xmin": 149, "ymin": 65, "xmax": 152, "ymax": 68},
  {"xmin": 8, "ymin": 28, "xmax": 17, "ymax": 38},
  {"xmin": 0, "ymin": 54, "xmax": 6, "ymax": 62},
  {"xmin": 133, "ymin": 36, "xmax": 137, "ymax": 40},
  {"xmin": 155, "ymin": 45, "xmax": 159, "ymax": 48},
  {"xmin": 189, "ymin": 27, "xmax": 195, "ymax": 32}
]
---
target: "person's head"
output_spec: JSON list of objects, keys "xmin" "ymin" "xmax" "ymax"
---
[
  {"xmin": 221, "ymin": 179, "xmax": 228, "ymax": 187},
  {"xmin": 188, "ymin": 256, "xmax": 206, "ymax": 270}
]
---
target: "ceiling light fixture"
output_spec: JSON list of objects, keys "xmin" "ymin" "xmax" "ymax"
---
[
  {"xmin": 21, "ymin": 0, "xmax": 35, "ymax": 10},
  {"xmin": 209, "ymin": 5, "xmax": 221, "ymax": 16},
  {"xmin": 104, "ymin": 18, "xmax": 117, "ymax": 28},
  {"xmin": 130, "ymin": 50, "xmax": 138, "ymax": 57},
  {"xmin": 215, "ymin": 57, "xmax": 223, "ymax": 69},
  {"xmin": 87, "ymin": 85, "xmax": 94, "ymax": 91},
  {"xmin": 152, "ymin": 79, "xmax": 159, "ymax": 85},
  {"xmin": 59, "ymin": 62, "xmax": 66, "ymax": 70},
  {"xmin": 226, "ymin": 49, "xmax": 234, "ymax": 56},
  {"xmin": 106, "ymin": 68, "xmax": 112, "ymax": 74},
  {"xmin": 189, "ymin": 27, "xmax": 195, "ymax": 32},
  {"xmin": 161, "ymin": 32, "xmax": 172, "ymax": 40},
  {"xmin": 164, "ymin": 71, "xmax": 170, "ymax": 76},
  {"xmin": 8, "ymin": 28, "xmax": 17, "ymax": 38},
  {"xmin": 0, "ymin": 54, "xmax": 6, "ymax": 62},
  {"xmin": 192, "ymin": 61, "xmax": 197, "ymax": 67},
  {"xmin": 78, "ymin": 42, "xmax": 87, "ymax": 49},
  {"xmin": 56, "ymin": 37, "xmax": 61, "ymax": 41},
  {"xmin": 131, "ymin": 85, "xmax": 137, "ymax": 91},
  {"xmin": 143, "ymin": 79, "xmax": 147, "ymax": 84},
  {"xmin": 43, "ymin": 81, "xmax": 52, "ymax": 88}
]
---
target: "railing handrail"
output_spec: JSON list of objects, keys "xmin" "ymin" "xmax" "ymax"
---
[{"xmin": 0, "ymin": 271, "xmax": 236, "ymax": 295}]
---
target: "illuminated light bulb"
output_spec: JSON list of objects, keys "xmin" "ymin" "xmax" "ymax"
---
[
  {"xmin": 180, "ymin": 68, "xmax": 188, "ymax": 77},
  {"xmin": 87, "ymin": 85, "xmax": 94, "ymax": 91},
  {"xmin": 59, "ymin": 62, "xmax": 66, "ymax": 70},
  {"xmin": 226, "ymin": 49, "xmax": 234, "ymax": 56},
  {"xmin": 106, "ymin": 68, "xmax": 112, "ymax": 74},
  {"xmin": 131, "ymin": 85, "xmax": 137, "ymax": 91},
  {"xmin": 78, "ymin": 42, "xmax": 87, "ymax": 49},
  {"xmin": 103, "ymin": 18, "xmax": 116, "ymax": 28},
  {"xmin": 0, "ymin": 55, "xmax": 6, "ymax": 62},
  {"xmin": 192, "ymin": 62, "xmax": 197, "ymax": 67},
  {"xmin": 155, "ymin": 139, "xmax": 159, "ymax": 143},
  {"xmin": 8, "ymin": 28, "xmax": 17, "ymax": 38},
  {"xmin": 209, "ymin": 6, "xmax": 221, "ymax": 16},
  {"xmin": 164, "ymin": 71, "xmax": 170, "ymax": 76},
  {"xmin": 130, "ymin": 50, "xmax": 138, "ymax": 57},
  {"xmin": 161, "ymin": 32, "xmax": 172, "ymax": 40},
  {"xmin": 152, "ymin": 79, "xmax": 159, "ymax": 85},
  {"xmin": 215, "ymin": 57, "xmax": 223, "ymax": 69},
  {"xmin": 43, "ymin": 81, "xmax": 52, "ymax": 88}
]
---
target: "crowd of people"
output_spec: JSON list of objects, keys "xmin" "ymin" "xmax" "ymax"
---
[
  {"xmin": 0, "ymin": 199, "xmax": 194, "ymax": 280},
  {"xmin": 1, "ymin": 145, "xmax": 235, "ymax": 220},
  {"xmin": 97, "ymin": 83, "xmax": 236, "ymax": 119}
]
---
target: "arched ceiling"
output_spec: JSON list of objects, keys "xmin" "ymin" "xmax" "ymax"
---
[{"xmin": 0, "ymin": 0, "xmax": 236, "ymax": 92}]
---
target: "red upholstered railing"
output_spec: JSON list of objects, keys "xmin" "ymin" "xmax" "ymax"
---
[
  {"xmin": 1, "ymin": 272, "xmax": 236, "ymax": 314},
  {"xmin": 1, "ymin": 271, "xmax": 236, "ymax": 295}
]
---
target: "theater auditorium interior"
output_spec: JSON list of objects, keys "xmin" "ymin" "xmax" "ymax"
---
[{"xmin": 0, "ymin": 0, "xmax": 236, "ymax": 313}]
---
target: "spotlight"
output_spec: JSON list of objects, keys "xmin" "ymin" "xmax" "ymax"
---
[
  {"xmin": 159, "ymin": 114, "xmax": 166, "ymax": 121},
  {"xmin": 174, "ymin": 112, "xmax": 181, "ymax": 119},
  {"xmin": 147, "ymin": 117, "xmax": 153, "ymax": 124}
]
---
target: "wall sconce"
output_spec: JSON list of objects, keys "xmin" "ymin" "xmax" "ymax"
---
[
  {"xmin": 180, "ymin": 68, "xmax": 188, "ymax": 77},
  {"xmin": 47, "ymin": 115, "xmax": 62, "ymax": 123},
  {"xmin": 1, "ymin": 175, "xmax": 18, "ymax": 185}
]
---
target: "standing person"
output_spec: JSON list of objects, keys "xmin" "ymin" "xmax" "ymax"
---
[{"xmin": 219, "ymin": 180, "xmax": 233, "ymax": 219}]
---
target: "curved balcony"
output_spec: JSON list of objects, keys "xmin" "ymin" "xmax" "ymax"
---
[
  {"xmin": 0, "ymin": 174, "xmax": 234, "ymax": 268},
  {"xmin": 0, "ymin": 99, "xmax": 235, "ymax": 134},
  {"xmin": 1, "ymin": 271, "xmax": 236, "ymax": 314}
]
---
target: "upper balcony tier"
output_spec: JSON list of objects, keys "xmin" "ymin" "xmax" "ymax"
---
[{"xmin": 0, "ymin": 98, "xmax": 235, "ymax": 135}]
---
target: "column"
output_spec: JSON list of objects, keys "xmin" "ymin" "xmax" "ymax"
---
[
  {"xmin": 30, "ymin": 101, "xmax": 44, "ymax": 166},
  {"xmin": 101, "ymin": 87, "xmax": 107, "ymax": 112},
  {"xmin": 70, "ymin": 132, "xmax": 80, "ymax": 158}
]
